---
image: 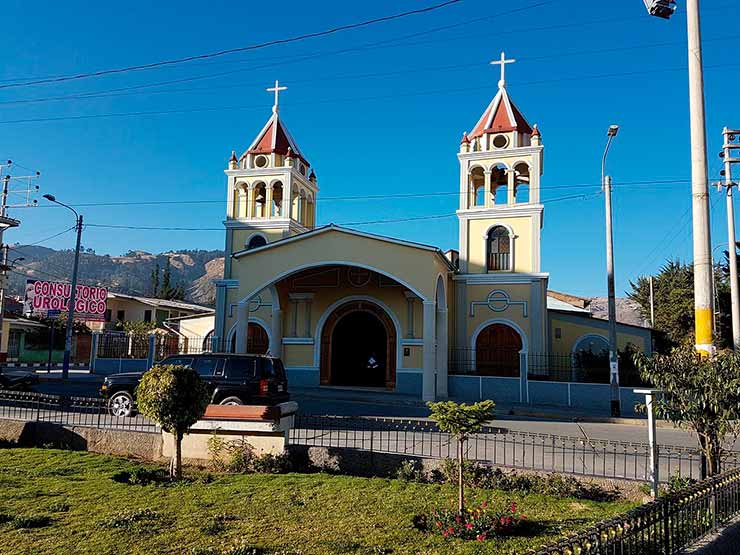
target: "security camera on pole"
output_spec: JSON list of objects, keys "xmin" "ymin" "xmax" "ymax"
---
[{"xmin": 602, "ymin": 125, "xmax": 621, "ymax": 417}]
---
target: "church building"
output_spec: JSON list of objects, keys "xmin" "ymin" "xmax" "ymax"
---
[{"xmin": 212, "ymin": 60, "xmax": 652, "ymax": 411}]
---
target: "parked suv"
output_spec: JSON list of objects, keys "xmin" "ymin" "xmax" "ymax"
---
[{"xmin": 100, "ymin": 354, "xmax": 289, "ymax": 417}]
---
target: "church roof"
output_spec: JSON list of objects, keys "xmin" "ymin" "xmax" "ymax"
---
[
  {"xmin": 232, "ymin": 224, "xmax": 454, "ymax": 270},
  {"xmin": 469, "ymin": 86, "xmax": 532, "ymax": 139},
  {"xmin": 243, "ymin": 111, "xmax": 309, "ymax": 166}
]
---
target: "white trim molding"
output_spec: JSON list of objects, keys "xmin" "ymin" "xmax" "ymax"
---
[
  {"xmin": 282, "ymin": 337, "xmax": 315, "ymax": 345},
  {"xmin": 453, "ymin": 272, "xmax": 549, "ymax": 285},
  {"xmin": 470, "ymin": 289, "xmax": 528, "ymax": 318}
]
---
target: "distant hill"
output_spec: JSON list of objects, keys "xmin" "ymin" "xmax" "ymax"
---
[
  {"xmin": 588, "ymin": 297, "xmax": 649, "ymax": 328},
  {"xmin": 7, "ymin": 245, "xmax": 225, "ymax": 306}
]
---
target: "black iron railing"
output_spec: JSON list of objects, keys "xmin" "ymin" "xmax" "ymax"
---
[
  {"xmin": 0, "ymin": 389, "xmax": 158, "ymax": 433},
  {"xmin": 289, "ymin": 414, "xmax": 740, "ymax": 483},
  {"xmin": 531, "ymin": 467, "xmax": 740, "ymax": 554}
]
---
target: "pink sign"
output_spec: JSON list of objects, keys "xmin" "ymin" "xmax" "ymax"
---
[{"xmin": 24, "ymin": 279, "xmax": 108, "ymax": 321}]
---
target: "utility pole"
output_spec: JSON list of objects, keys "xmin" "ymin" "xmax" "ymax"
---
[
  {"xmin": 602, "ymin": 125, "xmax": 620, "ymax": 417},
  {"xmin": 720, "ymin": 127, "xmax": 740, "ymax": 350},
  {"xmin": 42, "ymin": 194, "xmax": 82, "ymax": 380},
  {"xmin": 649, "ymin": 276, "xmax": 655, "ymax": 328},
  {"xmin": 642, "ymin": 1, "xmax": 713, "ymax": 354},
  {"xmin": 686, "ymin": 0, "xmax": 713, "ymax": 354}
]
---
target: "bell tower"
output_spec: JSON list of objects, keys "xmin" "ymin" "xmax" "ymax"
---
[
  {"xmin": 456, "ymin": 53, "xmax": 544, "ymax": 275},
  {"xmin": 224, "ymin": 80, "xmax": 318, "ymax": 259}
]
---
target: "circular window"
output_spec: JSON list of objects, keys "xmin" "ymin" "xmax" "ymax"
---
[
  {"xmin": 254, "ymin": 155, "xmax": 268, "ymax": 168},
  {"xmin": 492, "ymin": 135, "xmax": 508, "ymax": 149}
]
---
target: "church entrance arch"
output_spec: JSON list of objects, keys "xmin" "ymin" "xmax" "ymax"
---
[
  {"xmin": 474, "ymin": 322, "xmax": 523, "ymax": 377},
  {"xmin": 320, "ymin": 300, "xmax": 396, "ymax": 389}
]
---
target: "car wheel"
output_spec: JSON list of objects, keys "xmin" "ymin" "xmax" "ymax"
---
[
  {"xmin": 109, "ymin": 392, "xmax": 135, "ymax": 417},
  {"xmin": 219, "ymin": 396, "xmax": 243, "ymax": 406}
]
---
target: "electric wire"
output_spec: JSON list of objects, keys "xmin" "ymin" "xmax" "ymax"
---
[{"xmin": 0, "ymin": 0, "xmax": 470, "ymax": 90}]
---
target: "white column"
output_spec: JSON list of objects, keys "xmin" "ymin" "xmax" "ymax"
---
[
  {"xmin": 246, "ymin": 185, "xmax": 255, "ymax": 219},
  {"xmin": 435, "ymin": 308, "xmax": 448, "ymax": 398},
  {"xmin": 422, "ymin": 301, "xmax": 436, "ymax": 401},
  {"xmin": 266, "ymin": 184, "xmax": 274, "ymax": 219},
  {"xmin": 213, "ymin": 284, "xmax": 227, "ymax": 351},
  {"xmin": 235, "ymin": 303, "xmax": 248, "ymax": 354},
  {"xmin": 507, "ymin": 170, "xmax": 516, "ymax": 205},
  {"xmin": 270, "ymin": 307, "xmax": 283, "ymax": 359},
  {"xmin": 484, "ymin": 171, "xmax": 492, "ymax": 207}
]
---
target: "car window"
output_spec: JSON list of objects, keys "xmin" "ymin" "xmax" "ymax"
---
[
  {"xmin": 271, "ymin": 358, "xmax": 287, "ymax": 380},
  {"xmin": 259, "ymin": 358, "xmax": 275, "ymax": 379},
  {"xmin": 226, "ymin": 357, "xmax": 256, "ymax": 379},
  {"xmin": 194, "ymin": 357, "xmax": 220, "ymax": 378},
  {"xmin": 160, "ymin": 357, "xmax": 194, "ymax": 368}
]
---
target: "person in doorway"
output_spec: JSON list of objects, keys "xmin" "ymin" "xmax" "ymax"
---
[{"xmin": 366, "ymin": 352, "xmax": 379, "ymax": 370}]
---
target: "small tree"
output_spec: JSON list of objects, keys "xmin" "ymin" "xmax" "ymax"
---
[
  {"xmin": 136, "ymin": 364, "xmax": 210, "ymax": 479},
  {"xmin": 427, "ymin": 400, "xmax": 495, "ymax": 517},
  {"xmin": 635, "ymin": 347, "xmax": 740, "ymax": 476}
]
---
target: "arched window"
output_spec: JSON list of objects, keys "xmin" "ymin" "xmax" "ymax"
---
[
  {"xmin": 247, "ymin": 235, "xmax": 267, "ymax": 250},
  {"xmin": 469, "ymin": 167, "xmax": 485, "ymax": 207},
  {"xmin": 253, "ymin": 183, "xmax": 266, "ymax": 218},
  {"xmin": 271, "ymin": 182, "xmax": 283, "ymax": 217},
  {"xmin": 491, "ymin": 164, "xmax": 508, "ymax": 205},
  {"xmin": 487, "ymin": 226, "xmax": 511, "ymax": 271},
  {"xmin": 514, "ymin": 162, "xmax": 530, "ymax": 203}
]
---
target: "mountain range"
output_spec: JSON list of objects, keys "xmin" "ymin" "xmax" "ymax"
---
[{"xmin": 7, "ymin": 245, "xmax": 225, "ymax": 306}]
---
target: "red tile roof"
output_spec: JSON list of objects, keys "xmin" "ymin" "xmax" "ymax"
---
[
  {"xmin": 242, "ymin": 112, "xmax": 309, "ymax": 166},
  {"xmin": 469, "ymin": 87, "xmax": 532, "ymax": 139}
]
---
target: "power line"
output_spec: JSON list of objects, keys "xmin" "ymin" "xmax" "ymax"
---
[
  {"xmin": 4, "ymin": 60, "xmax": 739, "ymax": 126},
  {"xmin": 5, "ymin": 33, "xmax": 729, "ymax": 108},
  {"xmin": 0, "ymin": 0, "xmax": 468, "ymax": 91},
  {"xmin": 81, "ymin": 191, "xmax": 602, "ymax": 231},
  {"xmin": 5, "ymin": 178, "xmax": 692, "ymax": 211}
]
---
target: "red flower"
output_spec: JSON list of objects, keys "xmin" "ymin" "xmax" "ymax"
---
[
  {"xmin": 442, "ymin": 531, "xmax": 449, "ymax": 538},
  {"xmin": 435, "ymin": 521, "xmax": 443, "ymax": 528},
  {"xmin": 476, "ymin": 534, "xmax": 487, "ymax": 542},
  {"xmin": 465, "ymin": 523, "xmax": 473, "ymax": 529},
  {"xmin": 481, "ymin": 501, "xmax": 487, "ymax": 508},
  {"xmin": 510, "ymin": 502, "xmax": 517, "ymax": 513}
]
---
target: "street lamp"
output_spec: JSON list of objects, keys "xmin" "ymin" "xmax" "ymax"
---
[
  {"xmin": 602, "ymin": 124, "xmax": 620, "ymax": 417},
  {"xmin": 43, "ymin": 194, "xmax": 83, "ymax": 380}
]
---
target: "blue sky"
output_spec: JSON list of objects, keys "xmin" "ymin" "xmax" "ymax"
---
[{"xmin": 0, "ymin": 0, "xmax": 737, "ymax": 297}]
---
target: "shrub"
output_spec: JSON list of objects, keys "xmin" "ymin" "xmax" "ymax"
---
[
  {"xmin": 137, "ymin": 364, "xmax": 210, "ymax": 479},
  {"xmin": 112, "ymin": 466, "xmax": 168, "ymax": 486},
  {"xmin": 0, "ymin": 513, "xmax": 13, "ymax": 524},
  {"xmin": 11, "ymin": 515, "xmax": 52, "ymax": 529},
  {"xmin": 395, "ymin": 459, "xmax": 424, "ymax": 482},
  {"xmin": 208, "ymin": 435, "xmax": 292, "ymax": 474},
  {"xmin": 417, "ymin": 500, "xmax": 525, "ymax": 541},
  {"xmin": 434, "ymin": 460, "xmax": 617, "ymax": 501},
  {"xmin": 665, "ymin": 474, "xmax": 697, "ymax": 495},
  {"xmin": 251, "ymin": 453, "xmax": 292, "ymax": 474}
]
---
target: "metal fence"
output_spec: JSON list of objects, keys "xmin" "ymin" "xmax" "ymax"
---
[
  {"xmin": 96, "ymin": 332, "xmax": 150, "ymax": 359},
  {"xmin": 289, "ymin": 414, "xmax": 740, "ymax": 483},
  {"xmin": 532, "ymin": 467, "xmax": 740, "ymax": 554},
  {"xmin": 449, "ymin": 348, "xmax": 648, "ymax": 387},
  {"xmin": 0, "ymin": 389, "xmax": 158, "ymax": 433}
]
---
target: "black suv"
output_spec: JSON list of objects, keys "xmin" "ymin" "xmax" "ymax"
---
[{"xmin": 100, "ymin": 354, "xmax": 289, "ymax": 417}]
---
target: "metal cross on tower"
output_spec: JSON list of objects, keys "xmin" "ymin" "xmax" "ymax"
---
[
  {"xmin": 266, "ymin": 80, "xmax": 287, "ymax": 113},
  {"xmin": 490, "ymin": 51, "xmax": 516, "ymax": 89}
]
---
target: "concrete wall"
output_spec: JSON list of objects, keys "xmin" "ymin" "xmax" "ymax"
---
[{"xmin": 0, "ymin": 419, "xmax": 162, "ymax": 460}]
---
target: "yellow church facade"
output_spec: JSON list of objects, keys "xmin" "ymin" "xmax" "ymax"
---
[{"xmin": 212, "ymin": 67, "xmax": 652, "ymax": 412}]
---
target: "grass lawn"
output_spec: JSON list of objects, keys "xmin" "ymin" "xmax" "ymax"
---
[{"xmin": 0, "ymin": 448, "xmax": 637, "ymax": 555}]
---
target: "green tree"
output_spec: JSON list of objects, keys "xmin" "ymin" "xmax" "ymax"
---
[
  {"xmin": 427, "ymin": 400, "xmax": 495, "ymax": 516},
  {"xmin": 149, "ymin": 263, "xmax": 160, "ymax": 297},
  {"xmin": 635, "ymin": 347, "xmax": 740, "ymax": 476},
  {"xmin": 136, "ymin": 364, "xmax": 210, "ymax": 478}
]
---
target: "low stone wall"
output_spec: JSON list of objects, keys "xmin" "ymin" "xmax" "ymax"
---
[{"xmin": 0, "ymin": 419, "xmax": 162, "ymax": 460}]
